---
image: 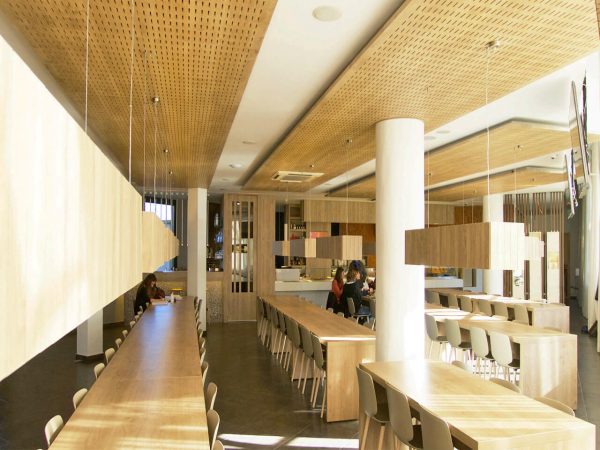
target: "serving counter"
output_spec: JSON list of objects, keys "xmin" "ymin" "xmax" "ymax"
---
[{"xmin": 274, "ymin": 279, "xmax": 332, "ymax": 307}]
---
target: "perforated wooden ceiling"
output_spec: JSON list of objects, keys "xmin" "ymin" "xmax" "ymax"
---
[
  {"xmin": 245, "ymin": 0, "xmax": 599, "ymax": 192},
  {"xmin": 0, "ymin": 0, "xmax": 276, "ymax": 189}
]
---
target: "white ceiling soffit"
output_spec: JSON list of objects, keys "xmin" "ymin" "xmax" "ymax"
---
[
  {"xmin": 314, "ymin": 50, "xmax": 600, "ymax": 195},
  {"xmin": 210, "ymin": 0, "xmax": 403, "ymax": 192}
]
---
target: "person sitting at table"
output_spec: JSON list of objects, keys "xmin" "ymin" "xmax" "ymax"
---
[
  {"xmin": 351, "ymin": 260, "xmax": 370, "ymax": 295},
  {"xmin": 341, "ymin": 267, "xmax": 371, "ymax": 319},
  {"xmin": 327, "ymin": 267, "xmax": 345, "ymax": 313},
  {"xmin": 134, "ymin": 274, "xmax": 155, "ymax": 314}
]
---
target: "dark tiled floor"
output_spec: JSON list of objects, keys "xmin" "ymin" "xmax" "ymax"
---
[
  {"xmin": 0, "ymin": 326, "xmax": 124, "ymax": 450},
  {"xmin": 204, "ymin": 323, "xmax": 359, "ymax": 450}
]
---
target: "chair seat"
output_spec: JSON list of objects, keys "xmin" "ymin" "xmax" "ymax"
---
[{"xmin": 435, "ymin": 335, "xmax": 447, "ymax": 342}]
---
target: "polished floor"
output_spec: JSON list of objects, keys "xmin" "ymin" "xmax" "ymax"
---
[{"xmin": 0, "ymin": 305, "xmax": 599, "ymax": 449}]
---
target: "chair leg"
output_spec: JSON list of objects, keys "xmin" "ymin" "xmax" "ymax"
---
[
  {"xmin": 320, "ymin": 383, "xmax": 327, "ymax": 419},
  {"xmin": 428, "ymin": 340, "xmax": 434, "ymax": 359},
  {"xmin": 359, "ymin": 415, "xmax": 370, "ymax": 450},
  {"xmin": 291, "ymin": 348, "xmax": 298, "ymax": 380},
  {"xmin": 298, "ymin": 354, "xmax": 305, "ymax": 387},
  {"xmin": 302, "ymin": 359, "xmax": 310, "ymax": 394},
  {"xmin": 377, "ymin": 423, "xmax": 385, "ymax": 450}
]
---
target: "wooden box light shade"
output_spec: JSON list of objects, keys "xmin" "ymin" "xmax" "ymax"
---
[
  {"xmin": 272, "ymin": 240, "xmax": 290, "ymax": 256},
  {"xmin": 405, "ymin": 222, "xmax": 525, "ymax": 270},
  {"xmin": 290, "ymin": 238, "xmax": 317, "ymax": 258},
  {"xmin": 316, "ymin": 236, "xmax": 363, "ymax": 261}
]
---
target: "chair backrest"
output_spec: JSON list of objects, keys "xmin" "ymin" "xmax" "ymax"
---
[
  {"xmin": 201, "ymin": 361, "xmax": 209, "ymax": 385},
  {"xmin": 347, "ymin": 297, "xmax": 356, "ymax": 315},
  {"xmin": 94, "ymin": 363, "xmax": 105, "ymax": 379},
  {"xmin": 444, "ymin": 319, "xmax": 462, "ymax": 348},
  {"xmin": 213, "ymin": 440, "xmax": 224, "ymax": 450},
  {"xmin": 385, "ymin": 386, "xmax": 415, "ymax": 445},
  {"xmin": 199, "ymin": 337, "xmax": 206, "ymax": 350},
  {"xmin": 355, "ymin": 366, "xmax": 379, "ymax": 418},
  {"xmin": 299, "ymin": 325, "xmax": 314, "ymax": 358},
  {"xmin": 535, "ymin": 396, "xmax": 574, "ymax": 416},
  {"xmin": 327, "ymin": 307, "xmax": 334, "ymax": 313},
  {"xmin": 200, "ymin": 347, "xmax": 206, "ymax": 366},
  {"xmin": 478, "ymin": 300, "xmax": 493, "ymax": 316},
  {"xmin": 44, "ymin": 415, "xmax": 64, "ymax": 445},
  {"xmin": 337, "ymin": 312, "xmax": 345, "ymax": 317},
  {"xmin": 368, "ymin": 298, "xmax": 376, "ymax": 318},
  {"xmin": 129, "ymin": 320, "xmax": 136, "ymax": 329},
  {"xmin": 447, "ymin": 294, "xmax": 460, "ymax": 309},
  {"xmin": 489, "ymin": 377, "xmax": 521, "ymax": 393},
  {"xmin": 286, "ymin": 317, "xmax": 301, "ymax": 348},
  {"xmin": 493, "ymin": 302, "xmax": 509, "ymax": 318},
  {"xmin": 311, "ymin": 334, "xmax": 325, "ymax": 369},
  {"xmin": 277, "ymin": 310, "xmax": 287, "ymax": 333},
  {"xmin": 489, "ymin": 332, "xmax": 514, "ymax": 367},
  {"xmin": 514, "ymin": 304, "xmax": 530, "ymax": 325},
  {"xmin": 105, "ymin": 348, "xmax": 116, "ymax": 364},
  {"xmin": 72, "ymin": 388, "xmax": 88, "ymax": 410},
  {"xmin": 425, "ymin": 314, "xmax": 440, "ymax": 341},
  {"xmin": 420, "ymin": 405, "xmax": 454, "ymax": 450},
  {"xmin": 469, "ymin": 327, "xmax": 490, "ymax": 359},
  {"xmin": 139, "ymin": 305, "xmax": 144, "ymax": 314},
  {"xmin": 270, "ymin": 305, "xmax": 280, "ymax": 329},
  {"xmin": 205, "ymin": 382, "xmax": 218, "ymax": 411},
  {"xmin": 459, "ymin": 296, "xmax": 473, "ymax": 312},
  {"xmin": 451, "ymin": 360, "xmax": 472, "ymax": 373},
  {"xmin": 115, "ymin": 338, "xmax": 123, "ymax": 349},
  {"xmin": 207, "ymin": 409, "xmax": 220, "ymax": 450},
  {"xmin": 122, "ymin": 329, "xmax": 128, "ymax": 339},
  {"xmin": 430, "ymin": 292, "xmax": 441, "ymax": 305}
]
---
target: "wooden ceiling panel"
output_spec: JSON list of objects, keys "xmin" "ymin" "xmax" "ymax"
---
[
  {"xmin": 245, "ymin": 0, "xmax": 598, "ymax": 192},
  {"xmin": 0, "ymin": 0, "xmax": 276, "ymax": 189}
]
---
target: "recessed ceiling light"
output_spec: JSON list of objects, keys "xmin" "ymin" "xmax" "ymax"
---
[
  {"xmin": 437, "ymin": 129, "xmax": 451, "ymax": 134},
  {"xmin": 242, "ymin": 140, "xmax": 257, "ymax": 145},
  {"xmin": 229, "ymin": 163, "xmax": 243, "ymax": 169},
  {"xmin": 312, "ymin": 5, "xmax": 342, "ymax": 22},
  {"xmin": 425, "ymin": 136, "xmax": 436, "ymax": 141}
]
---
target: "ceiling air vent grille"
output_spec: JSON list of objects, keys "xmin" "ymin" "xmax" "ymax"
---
[{"xmin": 271, "ymin": 171, "xmax": 324, "ymax": 183}]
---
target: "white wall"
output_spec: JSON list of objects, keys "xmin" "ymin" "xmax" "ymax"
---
[{"xmin": 188, "ymin": 188, "xmax": 207, "ymax": 331}]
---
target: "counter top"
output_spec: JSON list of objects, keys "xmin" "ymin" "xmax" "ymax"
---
[{"xmin": 275, "ymin": 279, "xmax": 332, "ymax": 292}]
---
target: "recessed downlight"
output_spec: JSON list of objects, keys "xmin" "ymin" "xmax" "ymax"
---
[
  {"xmin": 229, "ymin": 163, "xmax": 243, "ymax": 169},
  {"xmin": 312, "ymin": 5, "xmax": 342, "ymax": 22}
]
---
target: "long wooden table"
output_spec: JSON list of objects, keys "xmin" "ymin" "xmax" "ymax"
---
[
  {"xmin": 426, "ymin": 304, "xmax": 578, "ymax": 409},
  {"xmin": 262, "ymin": 295, "xmax": 375, "ymax": 422},
  {"xmin": 427, "ymin": 288, "xmax": 570, "ymax": 332},
  {"xmin": 51, "ymin": 297, "xmax": 210, "ymax": 449},
  {"xmin": 360, "ymin": 360, "xmax": 594, "ymax": 450}
]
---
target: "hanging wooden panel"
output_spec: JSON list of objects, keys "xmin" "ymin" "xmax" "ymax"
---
[
  {"xmin": 315, "ymin": 236, "xmax": 363, "ymax": 261},
  {"xmin": 0, "ymin": 0, "xmax": 276, "ymax": 189},
  {"xmin": 141, "ymin": 211, "xmax": 179, "ymax": 273},
  {"xmin": 290, "ymin": 238, "xmax": 317, "ymax": 258},
  {"xmin": 246, "ymin": 1, "xmax": 599, "ymax": 191}
]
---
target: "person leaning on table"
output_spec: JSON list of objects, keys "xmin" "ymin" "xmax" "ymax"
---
[
  {"xmin": 134, "ymin": 274, "xmax": 155, "ymax": 314},
  {"xmin": 341, "ymin": 266, "xmax": 370, "ymax": 318},
  {"xmin": 327, "ymin": 267, "xmax": 345, "ymax": 313}
]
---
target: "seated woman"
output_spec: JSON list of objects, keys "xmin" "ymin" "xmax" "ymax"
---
[
  {"xmin": 134, "ymin": 274, "xmax": 155, "ymax": 314},
  {"xmin": 327, "ymin": 267, "xmax": 344, "ymax": 313},
  {"xmin": 341, "ymin": 267, "xmax": 371, "ymax": 319}
]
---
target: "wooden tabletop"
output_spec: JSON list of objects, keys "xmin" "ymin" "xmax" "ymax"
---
[
  {"xmin": 263, "ymin": 295, "xmax": 375, "ymax": 341},
  {"xmin": 51, "ymin": 298, "xmax": 210, "ymax": 449},
  {"xmin": 427, "ymin": 288, "xmax": 568, "ymax": 311},
  {"xmin": 361, "ymin": 360, "xmax": 594, "ymax": 449}
]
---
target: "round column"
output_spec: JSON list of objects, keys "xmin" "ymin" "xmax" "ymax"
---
[
  {"xmin": 483, "ymin": 194, "xmax": 504, "ymax": 295},
  {"xmin": 376, "ymin": 118, "xmax": 424, "ymax": 361}
]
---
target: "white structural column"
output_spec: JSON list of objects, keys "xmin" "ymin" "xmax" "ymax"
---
[
  {"xmin": 582, "ymin": 142, "xmax": 599, "ymax": 332},
  {"xmin": 187, "ymin": 188, "xmax": 208, "ymax": 331},
  {"xmin": 483, "ymin": 194, "xmax": 505, "ymax": 295},
  {"xmin": 376, "ymin": 118, "xmax": 424, "ymax": 361},
  {"xmin": 76, "ymin": 309, "xmax": 103, "ymax": 358}
]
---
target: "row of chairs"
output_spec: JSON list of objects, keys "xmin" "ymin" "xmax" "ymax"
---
[
  {"xmin": 257, "ymin": 297, "xmax": 328, "ymax": 417},
  {"xmin": 44, "ymin": 302, "xmax": 151, "ymax": 446},
  {"xmin": 194, "ymin": 297, "xmax": 223, "ymax": 450}
]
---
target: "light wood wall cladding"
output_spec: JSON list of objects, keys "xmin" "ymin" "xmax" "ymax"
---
[
  {"xmin": 0, "ymin": 0, "xmax": 276, "ymax": 189},
  {"xmin": 0, "ymin": 35, "xmax": 141, "ymax": 381},
  {"xmin": 429, "ymin": 167, "xmax": 566, "ymax": 202},
  {"xmin": 141, "ymin": 212, "xmax": 179, "ymax": 273},
  {"xmin": 302, "ymin": 200, "xmax": 375, "ymax": 224},
  {"xmin": 316, "ymin": 236, "xmax": 363, "ymax": 261},
  {"xmin": 245, "ymin": 2, "xmax": 599, "ymax": 192},
  {"xmin": 256, "ymin": 195, "xmax": 276, "ymax": 298},
  {"xmin": 405, "ymin": 222, "xmax": 525, "ymax": 270},
  {"xmin": 290, "ymin": 238, "xmax": 317, "ymax": 258},
  {"xmin": 454, "ymin": 205, "xmax": 483, "ymax": 224}
]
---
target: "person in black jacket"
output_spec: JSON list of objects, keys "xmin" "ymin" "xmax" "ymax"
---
[
  {"xmin": 341, "ymin": 267, "xmax": 370, "ymax": 318},
  {"xmin": 134, "ymin": 274, "xmax": 156, "ymax": 314}
]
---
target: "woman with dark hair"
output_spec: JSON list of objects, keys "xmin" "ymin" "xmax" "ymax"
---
[
  {"xmin": 341, "ymin": 266, "xmax": 370, "ymax": 318},
  {"xmin": 327, "ymin": 267, "xmax": 345, "ymax": 313},
  {"xmin": 134, "ymin": 274, "xmax": 155, "ymax": 314}
]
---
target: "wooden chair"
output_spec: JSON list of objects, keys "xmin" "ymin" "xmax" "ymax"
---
[
  {"xmin": 536, "ymin": 396, "xmax": 574, "ymax": 416},
  {"xmin": 201, "ymin": 361, "xmax": 209, "ymax": 388},
  {"xmin": 93, "ymin": 363, "xmax": 105, "ymax": 379},
  {"xmin": 105, "ymin": 348, "xmax": 116, "ymax": 364},
  {"xmin": 205, "ymin": 382, "xmax": 218, "ymax": 411},
  {"xmin": 72, "ymin": 388, "xmax": 88, "ymax": 410},
  {"xmin": 129, "ymin": 320, "xmax": 136, "ymax": 330},
  {"xmin": 420, "ymin": 405, "xmax": 454, "ymax": 450},
  {"xmin": 356, "ymin": 366, "xmax": 390, "ymax": 450},
  {"xmin": 425, "ymin": 314, "xmax": 448, "ymax": 360},
  {"xmin": 44, "ymin": 415, "xmax": 64, "ymax": 446},
  {"xmin": 200, "ymin": 347, "xmax": 206, "ymax": 366},
  {"xmin": 490, "ymin": 377, "xmax": 521, "ymax": 393},
  {"xmin": 310, "ymin": 333, "xmax": 327, "ymax": 417},
  {"xmin": 207, "ymin": 409, "xmax": 220, "ymax": 450},
  {"xmin": 122, "ymin": 329, "xmax": 128, "ymax": 339},
  {"xmin": 115, "ymin": 338, "xmax": 123, "ymax": 349},
  {"xmin": 385, "ymin": 385, "xmax": 423, "ymax": 449}
]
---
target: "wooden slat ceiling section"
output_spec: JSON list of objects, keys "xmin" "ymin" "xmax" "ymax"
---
[
  {"xmin": 0, "ymin": 0, "xmax": 276, "ymax": 189},
  {"xmin": 245, "ymin": 0, "xmax": 598, "ymax": 192}
]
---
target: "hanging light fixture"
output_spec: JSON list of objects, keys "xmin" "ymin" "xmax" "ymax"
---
[
  {"xmin": 405, "ymin": 39, "xmax": 527, "ymax": 270},
  {"xmin": 272, "ymin": 181, "xmax": 291, "ymax": 256},
  {"xmin": 290, "ymin": 175, "xmax": 316, "ymax": 258}
]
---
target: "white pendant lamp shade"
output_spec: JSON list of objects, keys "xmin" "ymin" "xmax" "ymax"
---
[
  {"xmin": 316, "ymin": 235, "xmax": 363, "ymax": 261},
  {"xmin": 290, "ymin": 238, "xmax": 317, "ymax": 258},
  {"xmin": 405, "ymin": 222, "xmax": 525, "ymax": 270}
]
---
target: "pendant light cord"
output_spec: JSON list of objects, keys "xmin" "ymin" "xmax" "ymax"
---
[
  {"xmin": 127, "ymin": 0, "xmax": 135, "ymax": 184},
  {"xmin": 345, "ymin": 139, "xmax": 351, "ymax": 235},
  {"xmin": 84, "ymin": 0, "xmax": 90, "ymax": 135},
  {"xmin": 484, "ymin": 40, "xmax": 498, "ymax": 220},
  {"xmin": 153, "ymin": 101, "xmax": 157, "ymax": 209},
  {"xmin": 142, "ymin": 51, "xmax": 147, "ymax": 210}
]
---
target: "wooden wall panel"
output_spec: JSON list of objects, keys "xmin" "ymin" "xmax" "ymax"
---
[
  {"xmin": 454, "ymin": 206, "xmax": 483, "ymax": 224},
  {"xmin": 0, "ymin": 35, "xmax": 142, "ymax": 381},
  {"xmin": 257, "ymin": 196, "xmax": 276, "ymax": 298},
  {"xmin": 141, "ymin": 212, "xmax": 179, "ymax": 273}
]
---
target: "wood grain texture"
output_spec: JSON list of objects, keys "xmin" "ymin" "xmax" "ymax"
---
[
  {"xmin": 142, "ymin": 211, "xmax": 179, "ymax": 273},
  {"xmin": 0, "ymin": 0, "xmax": 276, "ymax": 188},
  {"xmin": 302, "ymin": 199, "xmax": 375, "ymax": 224},
  {"xmin": 246, "ymin": 0, "xmax": 599, "ymax": 192},
  {"xmin": 361, "ymin": 360, "xmax": 593, "ymax": 450},
  {"xmin": 51, "ymin": 298, "xmax": 210, "ymax": 449},
  {"xmin": 0, "ymin": 34, "xmax": 141, "ymax": 381},
  {"xmin": 257, "ymin": 195, "xmax": 276, "ymax": 298},
  {"xmin": 315, "ymin": 235, "xmax": 363, "ymax": 260}
]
